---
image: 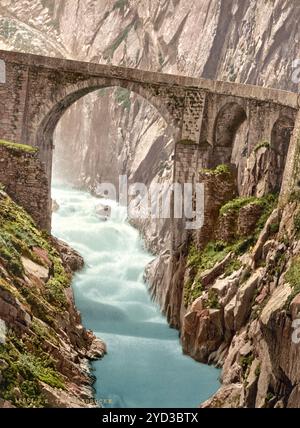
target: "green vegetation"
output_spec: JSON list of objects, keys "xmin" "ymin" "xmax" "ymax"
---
[
  {"xmin": 115, "ymin": 88, "xmax": 131, "ymax": 110},
  {"xmin": 0, "ymin": 191, "xmax": 74, "ymax": 407},
  {"xmin": 184, "ymin": 193, "xmax": 277, "ymax": 307},
  {"xmin": 0, "ymin": 333, "xmax": 65, "ymax": 407},
  {"xmin": 0, "ymin": 139, "xmax": 38, "ymax": 154},
  {"xmin": 289, "ymin": 190, "xmax": 300, "ymax": 203},
  {"xmin": 200, "ymin": 164, "xmax": 232, "ymax": 176},
  {"xmin": 158, "ymin": 52, "xmax": 164, "ymax": 67},
  {"xmin": 203, "ymin": 289, "xmax": 221, "ymax": 310},
  {"xmin": 220, "ymin": 196, "xmax": 259, "ymax": 216},
  {"xmin": 255, "ymin": 363, "xmax": 261, "ymax": 378},
  {"xmin": 240, "ymin": 354, "xmax": 254, "ymax": 377},
  {"xmin": 188, "ymin": 241, "xmax": 232, "ymax": 271},
  {"xmin": 185, "ymin": 241, "xmax": 234, "ymax": 306},
  {"xmin": 294, "ymin": 211, "xmax": 300, "ymax": 235},
  {"xmin": 184, "ymin": 279, "xmax": 203, "ymax": 307},
  {"xmin": 0, "ymin": 191, "xmax": 71, "ymax": 310},
  {"xmin": 113, "ymin": 0, "xmax": 128, "ymax": 11},
  {"xmin": 265, "ymin": 392, "xmax": 276, "ymax": 406},
  {"xmin": 224, "ymin": 258, "xmax": 243, "ymax": 277},
  {"xmin": 285, "ymin": 256, "xmax": 300, "ymax": 307},
  {"xmin": 253, "ymin": 140, "xmax": 270, "ymax": 153},
  {"xmin": 220, "ymin": 194, "xmax": 278, "ymax": 238}
]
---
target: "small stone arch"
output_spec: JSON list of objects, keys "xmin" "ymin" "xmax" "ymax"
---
[
  {"xmin": 211, "ymin": 102, "xmax": 248, "ymax": 169},
  {"xmin": 270, "ymin": 115, "xmax": 295, "ymax": 192},
  {"xmin": 271, "ymin": 115, "xmax": 295, "ymax": 154}
]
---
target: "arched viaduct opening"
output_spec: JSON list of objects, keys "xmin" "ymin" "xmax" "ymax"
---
[
  {"xmin": 212, "ymin": 102, "xmax": 248, "ymax": 192},
  {"xmin": 270, "ymin": 115, "xmax": 295, "ymax": 193},
  {"xmin": 35, "ymin": 82, "xmax": 176, "ymax": 222}
]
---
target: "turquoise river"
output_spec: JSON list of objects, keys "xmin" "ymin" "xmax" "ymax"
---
[{"xmin": 52, "ymin": 186, "xmax": 220, "ymax": 408}]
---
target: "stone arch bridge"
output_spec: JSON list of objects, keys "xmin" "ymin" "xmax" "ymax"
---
[{"xmin": 0, "ymin": 49, "xmax": 300, "ymax": 230}]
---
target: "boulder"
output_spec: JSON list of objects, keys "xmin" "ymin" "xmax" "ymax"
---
[
  {"xmin": 237, "ymin": 203, "xmax": 263, "ymax": 237},
  {"xmin": 53, "ymin": 238, "xmax": 84, "ymax": 272},
  {"xmin": 234, "ymin": 269, "xmax": 263, "ymax": 330},
  {"xmin": 252, "ymin": 209, "xmax": 281, "ymax": 265},
  {"xmin": 290, "ymin": 294, "xmax": 300, "ymax": 320},
  {"xmin": 244, "ymin": 358, "xmax": 260, "ymax": 408},
  {"xmin": 260, "ymin": 283, "xmax": 291, "ymax": 326},
  {"xmin": 224, "ymin": 296, "xmax": 236, "ymax": 333},
  {"xmin": 212, "ymin": 268, "xmax": 242, "ymax": 306},
  {"xmin": 200, "ymin": 252, "xmax": 233, "ymax": 287},
  {"xmin": 181, "ymin": 307, "xmax": 224, "ymax": 362},
  {"xmin": 21, "ymin": 257, "xmax": 49, "ymax": 281},
  {"xmin": 200, "ymin": 383, "xmax": 243, "ymax": 408}
]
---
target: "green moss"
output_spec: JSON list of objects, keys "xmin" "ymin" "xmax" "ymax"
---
[
  {"xmin": 184, "ymin": 194, "xmax": 277, "ymax": 307},
  {"xmin": 184, "ymin": 279, "xmax": 204, "ymax": 307},
  {"xmin": 294, "ymin": 212, "xmax": 300, "ymax": 235},
  {"xmin": 240, "ymin": 354, "xmax": 254, "ymax": 376},
  {"xmin": 255, "ymin": 364, "xmax": 261, "ymax": 378},
  {"xmin": 0, "ymin": 192, "xmax": 75, "ymax": 407},
  {"xmin": 220, "ymin": 193, "xmax": 278, "ymax": 237},
  {"xmin": 285, "ymin": 256, "xmax": 300, "ymax": 307},
  {"xmin": 185, "ymin": 241, "xmax": 234, "ymax": 305},
  {"xmin": 0, "ymin": 139, "xmax": 38, "ymax": 154},
  {"xmin": 220, "ymin": 196, "xmax": 259, "ymax": 216},
  {"xmin": 253, "ymin": 140, "xmax": 270, "ymax": 153},
  {"xmin": 254, "ymin": 194, "xmax": 278, "ymax": 235},
  {"xmin": 203, "ymin": 289, "xmax": 221, "ymax": 310},
  {"xmin": 31, "ymin": 319, "xmax": 59, "ymax": 347},
  {"xmin": 0, "ymin": 230, "xmax": 24, "ymax": 276},
  {"xmin": 0, "ymin": 333, "xmax": 65, "ymax": 407},
  {"xmin": 113, "ymin": 0, "xmax": 128, "ymax": 11},
  {"xmin": 265, "ymin": 392, "xmax": 275, "ymax": 405},
  {"xmin": 188, "ymin": 241, "xmax": 232, "ymax": 271},
  {"xmin": 200, "ymin": 164, "xmax": 231, "ymax": 176},
  {"xmin": 0, "ymin": 192, "xmax": 70, "ymax": 310},
  {"xmin": 224, "ymin": 259, "xmax": 243, "ymax": 277},
  {"xmin": 115, "ymin": 88, "xmax": 131, "ymax": 110},
  {"xmin": 289, "ymin": 190, "xmax": 300, "ymax": 203},
  {"xmin": 0, "ymin": 278, "xmax": 25, "ymax": 303}
]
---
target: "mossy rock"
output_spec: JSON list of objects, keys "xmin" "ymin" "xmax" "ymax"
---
[
  {"xmin": 0, "ymin": 139, "xmax": 38, "ymax": 154},
  {"xmin": 253, "ymin": 140, "xmax": 270, "ymax": 154},
  {"xmin": 200, "ymin": 164, "xmax": 232, "ymax": 176}
]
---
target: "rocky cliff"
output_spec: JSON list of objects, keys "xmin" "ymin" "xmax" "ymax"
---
[{"xmin": 0, "ymin": 184, "xmax": 105, "ymax": 408}]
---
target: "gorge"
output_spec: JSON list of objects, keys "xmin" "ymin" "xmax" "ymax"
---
[{"xmin": 51, "ymin": 185, "xmax": 220, "ymax": 408}]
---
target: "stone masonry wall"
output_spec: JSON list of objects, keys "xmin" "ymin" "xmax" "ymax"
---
[{"xmin": 0, "ymin": 144, "xmax": 50, "ymax": 230}]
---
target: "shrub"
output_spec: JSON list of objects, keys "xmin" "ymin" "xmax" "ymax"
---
[
  {"xmin": 204, "ymin": 289, "xmax": 221, "ymax": 310},
  {"xmin": 200, "ymin": 164, "xmax": 231, "ymax": 176},
  {"xmin": 294, "ymin": 212, "xmax": 300, "ymax": 235},
  {"xmin": 254, "ymin": 140, "xmax": 270, "ymax": 153},
  {"xmin": 285, "ymin": 256, "xmax": 300, "ymax": 307}
]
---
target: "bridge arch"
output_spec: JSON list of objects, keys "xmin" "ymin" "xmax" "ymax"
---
[
  {"xmin": 212, "ymin": 101, "xmax": 248, "ymax": 166},
  {"xmin": 269, "ymin": 115, "xmax": 295, "ymax": 192},
  {"xmin": 270, "ymin": 115, "xmax": 295, "ymax": 153},
  {"xmin": 35, "ymin": 79, "xmax": 180, "ymax": 180}
]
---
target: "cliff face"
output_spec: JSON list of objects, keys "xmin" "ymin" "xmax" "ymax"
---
[
  {"xmin": 179, "ymin": 172, "xmax": 300, "ymax": 408},
  {"xmin": 0, "ymin": 177, "xmax": 105, "ymax": 407}
]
